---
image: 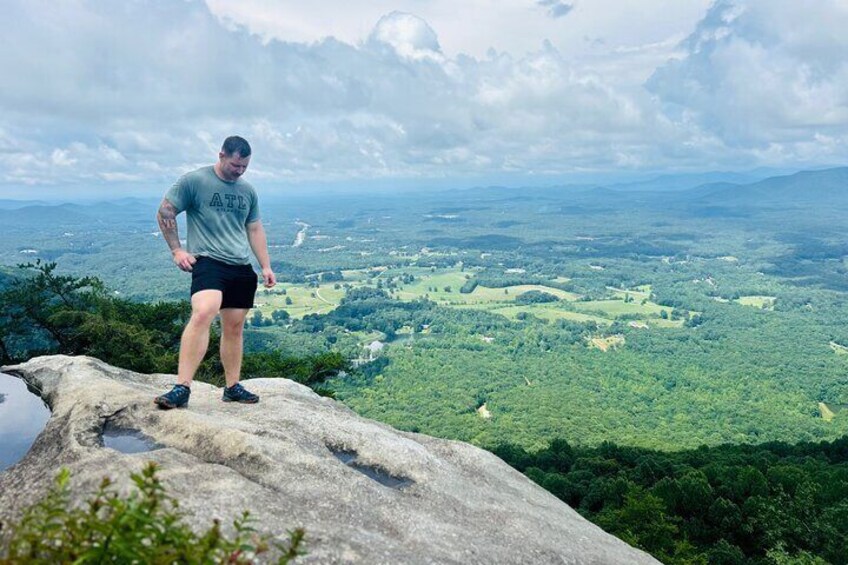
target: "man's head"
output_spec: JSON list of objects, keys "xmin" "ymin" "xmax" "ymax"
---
[{"xmin": 217, "ymin": 136, "xmax": 251, "ymax": 181}]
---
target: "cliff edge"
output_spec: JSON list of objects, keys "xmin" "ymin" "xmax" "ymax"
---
[{"xmin": 0, "ymin": 355, "xmax": 660, "ymax": 564}]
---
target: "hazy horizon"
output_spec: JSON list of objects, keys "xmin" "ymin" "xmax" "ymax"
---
[{"xmin": 4, "ymin": 163, "xmax": 846, "ymax": 203}]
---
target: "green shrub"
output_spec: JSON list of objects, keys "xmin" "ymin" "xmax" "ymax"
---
[
  {"xmin": 459, "ymin": 279, "xmax": 478, "ymax": 294},
  {"xmin": 514, "ymin": 290, "xmax": 559, "ymax": 305},
  {"xmin": 0, "ymin": 462, "xmax": 305, "ymax": 564}
]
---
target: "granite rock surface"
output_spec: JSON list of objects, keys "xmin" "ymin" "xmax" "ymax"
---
[{"xmin": 0, "ymin": 355, "xmax": 661, "ymax": 564}]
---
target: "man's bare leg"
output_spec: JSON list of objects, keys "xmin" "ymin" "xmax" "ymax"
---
[
  {"xmin": 177, "ymin": 290, "xmax": 223, "ymax": 386},
  {"xmin": 220, "ymin": 308, "xmax": 249, "ymax": 388}
]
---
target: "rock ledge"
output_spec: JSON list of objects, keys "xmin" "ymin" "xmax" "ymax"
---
[{"xmin": 0, "ymin": 355, "xmax": 659, "ymax": 564}]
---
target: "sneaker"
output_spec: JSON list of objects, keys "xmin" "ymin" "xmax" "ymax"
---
[
  {"xmin": 222, "ymin": 382, "xmax": 259, "ymax": 404},
  {"xmin": 154, "ymin": 384, "xmax": 191, "ymax": 409}
]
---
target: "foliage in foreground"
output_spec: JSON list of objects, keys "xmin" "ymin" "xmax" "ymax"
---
[
  {"xmin": 0, "ymin": 261, "xmax": 348, "ymax": 390},
  {"xmin": 0, "ymin": 462, "xmax": 305, "ymax": 564},
  {"xmin": 0, "ymin": 261, "xmax": 184, "ymax": 372},
  {"xmin": 494, "ymin": 437, "xmax": 848, "ymax": 565}
]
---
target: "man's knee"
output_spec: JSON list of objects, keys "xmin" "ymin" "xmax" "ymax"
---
[
  {"xmin": 189, "ymin": 290, "xmax": 222, "ymax": 327},
  {"xmin": 189, "ymin": 307, "xmax": 219, "ymax": 327},
  {"xmin": 221, "ymin": 316, "xmax": 246, "ymax": 337}
]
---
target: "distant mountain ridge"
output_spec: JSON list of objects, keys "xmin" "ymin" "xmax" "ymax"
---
[
  {"xmin": 694, "ymin": 167, "xmax": 848, "ymax": 204},
  {"xmin": 1, "ymin": 168, "xmax": 845, "ymax": 211},
  {"xmin": 0, "ymin": 203, "xmax": 94, "ymax": 226},
  {"xmin": 0, "ymin": 199, "xmax": 49, "ymax": 210},
  {"xmin": 600, "ymin": 166, "xmax": 848, "ymax": 210},
  {"xmin": 0, "ymin": 199, "xmax": 163, "ymax": 228},
  {"xmin": 608, "ymin": 170, "xmax": 773, "ymax": 192}
]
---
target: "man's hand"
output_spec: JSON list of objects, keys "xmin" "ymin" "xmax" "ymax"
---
[
  {"xmin": 261, "ymin": 267, "xmax": 276, "ymax": 288},
  {"xmin": 172, "ymin": 249, "xmax": 197, "ymax": 272}
]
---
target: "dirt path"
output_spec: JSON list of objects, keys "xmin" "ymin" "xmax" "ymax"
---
[
  {"xmin": 315, "ymin": 288, "xmax": 336, "ymax": 306},
  {"xmin": 293, "ymin": 221, "xmax": 310, "ymax": 247}
]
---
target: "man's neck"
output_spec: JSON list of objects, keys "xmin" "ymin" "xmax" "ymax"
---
[{"xmin": 213, "ymin": 163, "xmax": 234, "ymax": 183}]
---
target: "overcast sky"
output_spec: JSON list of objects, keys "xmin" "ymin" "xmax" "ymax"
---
[{"xmin": 1, "ymin": 0, "xmax": 846, "ymax": 198}]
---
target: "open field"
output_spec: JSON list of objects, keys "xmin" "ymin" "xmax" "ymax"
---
[
  {"xmin": 395, "ymin": 271, "xmax": 471, "ymax": 298},
  {"xmin": 589, "ymin": 335, "xmax": 626, "ymax": 352},
  {"xmin": 819, "ymin": 402, "xmax": 836, "ymax": 422},
  {"xmin": 434, "ymin": 284, "xmax": 579, "ymax": 306},
  {"xmin": 255, "ymin": 284, "xmax": 346, "ymax": 319},
  {"xmin": 736, "ymin": 295, "xmax": 776, "ymax": 309},
  {"xmin": 459, "ymin": 303, "xmax": 613, "ymax": 324},
  {"xmin": 572, "ymin": 299, "xmax": 672, "ymax": 318},
  {"xmin": 257, "ymin": 267, "xmax": 689, "ymax": 328},
  {"xmin": 830, "ymin": 341, "xmax": 848, "ymax": 355},
  {"xmin": 607, "ymin": 285, "xmax": 652, "ymax": 301}
]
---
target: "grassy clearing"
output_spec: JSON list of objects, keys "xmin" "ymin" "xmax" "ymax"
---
[
  {"xmin": 607, "ymin": 286, "xmax": 651, "ymax": 301},
  {"xmin": 437, "ymin": 284, "xmax": 580, "ymax": 306},
  {"xmin": 262, "ymin": 267, "xmax": 688, "ymax": 330},
  {"xmin": 819, "ymin": 402, "xmax": 836, "ymax": 422},
  {"xmin": 736, "ymin": 295, "xmax": 776, "ymax": 309},
  {"xmin": 649, "ymin": 318, "xmax": 687, "ymax": 329},
  {"xmin": 256, "ymin": 284, "xmax": 347, "ymax": 319},
  {"xmin": 829, "ymin": 341, "xmax": 848, "ymax": 355},
  {"xmin": 478, "ymin": 304, "xmax": 613, "ymax": 325},
  {"xmin": 340, "ymin": 269, "xmax": 371, "ymax": 282},
  {"xmin": 589, "ymin": 335, "xmax": 626, "ymax": 352},
  {"xmin": 573, "ymin": 299, "xmax": 671, "ymax": 318},
  {"xmin": 395, "ymin": 271, "xmax": 472, "ymax": 298}
]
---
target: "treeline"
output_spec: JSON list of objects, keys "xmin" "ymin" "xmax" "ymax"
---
[
  {"xmin": 494, "ymin": 437, "xmax": 848, "ymax": 564},
  {"xmin": 0, "ymin": 262, "xmax": 347, "ymax": 388}
]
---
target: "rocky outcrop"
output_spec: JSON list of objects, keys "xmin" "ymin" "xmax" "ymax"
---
[{"xmin": 0, "ymin": 355, "xmax": 660, "ymax": 564}]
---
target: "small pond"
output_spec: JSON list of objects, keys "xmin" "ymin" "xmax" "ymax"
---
[{"xmin": 0, "ymin": 372, "xmax": 51, "ymax": 472}]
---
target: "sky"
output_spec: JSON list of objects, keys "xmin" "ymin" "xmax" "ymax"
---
[{"xmin": 1, "ymin": 0, "xmax": 846, "ymax": 198}]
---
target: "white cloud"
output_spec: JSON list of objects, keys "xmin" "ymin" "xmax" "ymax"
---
[
  {"xmin": 648, "ymin": 0, "xmax": 848, "ymax": 154},
  {"xmin": 368, "ymin": 12, "xmax": 444, "ymax": 62},
  {"xmin": 50, "ymin": 149, "xmax": 76, "ymax": 167},
  {"xmin": 203, "ymin": 0, "xmax": 710, "ymax": 61},
  {"xmin": 0, "ymin": 0, "xmax": 844, "ymax": 196}
]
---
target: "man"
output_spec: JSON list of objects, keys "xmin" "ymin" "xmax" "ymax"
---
[{"xmin": 154, "ymin": 136, "xmax": 276, "ymax": 409}]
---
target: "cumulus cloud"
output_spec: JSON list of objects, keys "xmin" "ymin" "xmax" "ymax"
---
[
  {"xmin": 0, "ymin": 0, "xmax": 844, "ymax": 195},
  {"xmin": 368, "ymin": 12, "xmax": 443, "ymax": 62},
  {"xmin": 0, "ymin": 0, "xmax": 670, "ymax": 189},
  {"xmin": 647, "ymin": 0, "xmax": 848, "ymax": 157},
  {"xmin": 201, "ymin": 0, "xmax": 706, "ymax": 61}
]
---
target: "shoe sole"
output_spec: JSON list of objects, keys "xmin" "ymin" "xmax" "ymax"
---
[
  {"xmin": 154, "ymin": 398, "xmax": 188, "ymax": 410},
  {"xmin": 222, "ymin": 397, "xmax": 259, "ymax": 404}
]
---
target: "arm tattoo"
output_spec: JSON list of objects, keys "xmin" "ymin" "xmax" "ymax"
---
[{"xmin": 157, "ymin": 199, "xmax": 182, "ymax": 252}]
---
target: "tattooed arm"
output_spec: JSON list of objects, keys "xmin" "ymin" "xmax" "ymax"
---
[{"xmin": 157, "ymin": 198, "xmax": 196, "ymax": 271}]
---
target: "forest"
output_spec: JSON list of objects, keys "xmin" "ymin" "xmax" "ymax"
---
[{"xmin": 494, "ymin": 437, "xmax": 848, "ymax": 564}]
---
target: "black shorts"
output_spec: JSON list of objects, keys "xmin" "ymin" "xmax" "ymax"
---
[{"xmin": 190, "ymin": 256, "xmax": 258, "ymax": 309}]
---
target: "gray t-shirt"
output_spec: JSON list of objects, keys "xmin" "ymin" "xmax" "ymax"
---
[{"xmin": 165, "ymin": 166, "xmax": 260, "ymax": 265}]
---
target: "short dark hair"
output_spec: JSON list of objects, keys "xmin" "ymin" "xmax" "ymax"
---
[{"xmin": 221, "ymin": 136, "xmax": 251, "ymax": 158}]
